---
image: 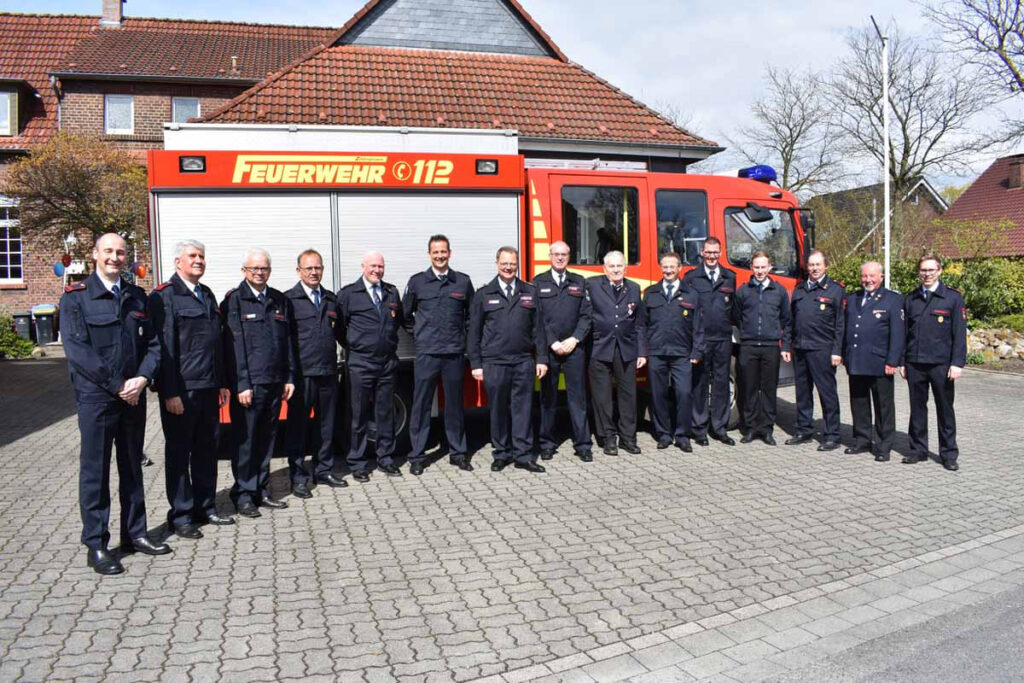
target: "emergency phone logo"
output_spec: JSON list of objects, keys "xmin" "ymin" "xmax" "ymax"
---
[{"xmin": 230, "ymin": 154, "xmax": 454, "ymax": 186}]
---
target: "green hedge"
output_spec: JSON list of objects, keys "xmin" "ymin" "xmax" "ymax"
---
[
  {"xmin": 828, "ymin": 257, "xmax": 1024, "ymax": 324},
  {"xmin": 0, "ymin": 315, "xmax": 35, "ymax": 359}
]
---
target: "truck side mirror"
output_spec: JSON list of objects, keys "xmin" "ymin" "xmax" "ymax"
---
[{"xmin": 743, "ymin": 202, "xmax": 773, "ymax": 223}]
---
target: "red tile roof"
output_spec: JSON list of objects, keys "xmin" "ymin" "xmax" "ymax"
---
[
  {"xmin": 941, "ymin": 154, "xmax": 1024, "ymax": 257},
  {"xmin": 202, "ymin": 45, "xmax": 718, "ymax": 149},
  {"xmin": 0, "ymin": 13, "xmax": 333, "ymax": 151}
]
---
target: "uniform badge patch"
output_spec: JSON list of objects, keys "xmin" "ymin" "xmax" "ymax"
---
[
  {"xmin": 683, "ymin": 310, "xmax": 690, "ymax": 317},
  {"xmin": 820, "ymin": 304, "xmax": 827, "ymax": 311},
  {"xmin": 938, "ymin": 316, "xmax": 944, "ymax": 323}
]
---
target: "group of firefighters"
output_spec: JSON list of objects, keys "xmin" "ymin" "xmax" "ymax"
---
[{"xmin": 60, "ymin": 231, "xmax": 967, "ymax": 575}]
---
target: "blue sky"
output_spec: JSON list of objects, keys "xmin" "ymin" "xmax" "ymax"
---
[{"xmin": 6, "ymin": 0, "xmax": 1016, "ymax": 189}]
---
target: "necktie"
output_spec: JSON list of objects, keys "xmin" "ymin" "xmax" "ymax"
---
[
  {"xmin": 557, "ymin": 273, "xmax": 564, "ymax": 288},
  {"xmin": 372, "ymin": 285, "xmax": 382, "ymax": 311},
  {"xmin": 709, "ymin": 269, "xmax": 717, "ymax": 284},
  {"xmin": 111, "ymin": 283, "xmax": 120, "ymax": 298},
  {"xmin": 257, "ymin": 291, "xmax": 265, "ymax": 304},
  {"xmin": 506, "ymin": 283, "xmax": 513, "ymax": 300},
  {"xmin": 194, "ymin": 286, "xmax": 203, "ymax": 304},
  {"xmin": 438, "ymin": 273, "xmax": 448, "ymax": 284},
  {"xmin": 666, "ymin": 283, "xmax": 675, "ymax": 300},
  {"xmin": 923, "ymin": 288, "xmax": 930, "ymax": 303},
  {"xmin": 313, "ymin": 289, "xmax": 321, "ymax": 308}
]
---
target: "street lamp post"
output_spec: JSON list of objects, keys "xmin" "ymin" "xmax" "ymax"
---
[{"xmin": 871, "ymin": 15, "xmax": 891, "ymax": 289}]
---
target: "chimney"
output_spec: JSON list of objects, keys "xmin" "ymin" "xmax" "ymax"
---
[
  {"xmin": 100, "ymin": 0, "xmax": 124, "ymax": 27},
  {"xmin": 1010, "ymin": 159, "xmax": 1023, "ymax": 190}
]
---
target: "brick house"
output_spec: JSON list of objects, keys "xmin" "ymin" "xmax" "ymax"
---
[
  {"xmin": 937, "ymin": 154, "xmax": 1024, "ymax": 258},
  {"xmin": 1, "ymin": 0, "xmax": 719, "ymax": 316}
]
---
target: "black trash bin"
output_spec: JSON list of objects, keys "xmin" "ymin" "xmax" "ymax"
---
[
  {"xmin": 31, "ymin": 304, "xmax": 57, "ymax": 345},
  {"xmin": 12, "ymin": 312, "xmax": 33, "ymax": 342}
]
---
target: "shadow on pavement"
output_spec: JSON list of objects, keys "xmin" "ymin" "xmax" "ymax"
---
[{"xmin": 0, "ymin": 357, "xmax": 77, "ymax": 448}]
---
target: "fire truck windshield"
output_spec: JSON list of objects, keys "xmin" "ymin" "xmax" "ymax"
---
[{"xmin": 723, "ymin": 206, "xmax": 800, "ymax": 278}]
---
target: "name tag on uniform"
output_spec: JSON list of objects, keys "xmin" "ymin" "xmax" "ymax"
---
[
  {"xmin": 327, "ymin": 310, "xmax": 337, "ymax": 318},
  {"xmin": 274, "ymin": 313, "xmax": 285, "ymax": 321},
  {"xmin": 450, "ymin": 292, "xmax": 466, "ymax": 299},
  {"xmin": 244, "ymin": 313, "xmax": 257, "ymax": 320},
  {"xmin": 873, "ymin": 309, "xmax": 886, "ymax": 318},
  {"xmin": 520, "ymin": 295, "xmax": 533, "ymax": 302},
  {"xmin": 540, "ymin": 288, "xmax": 552, "ymax": 294},
  {"xmin": 568, "ymin": 285, "xmax": 583, "ymax": 296},
  {"xmin": 488, "ymin": 298, "xmax": 500, "ymax": 305}
]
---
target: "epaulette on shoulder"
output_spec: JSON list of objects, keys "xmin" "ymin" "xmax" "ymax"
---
[
  {"xmin": 64, "ymin": 282, "xmax": 86, "ymax": 293},
  {"xmin": 644, "ymin": 283, "xmax": 660, "ymax": 293},
  {"xmin": 155, "ymin": 281, "xmax": 173, "ymax": 291},
  {"xmin": 835, "ymin": 280, "xmax": 846, "ymax": 289},
  {"xmin": 946, "ymin": 285, "xmax": 962, "ymax": 294},
  {"xmin": 223, "ymin": 288, "xmax": 237, "ymax": 299}
]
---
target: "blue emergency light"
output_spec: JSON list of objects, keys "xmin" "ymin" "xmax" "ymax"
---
[{"xmin": 738, "ymin": 165, "xmax": 778, "ymax": 184}]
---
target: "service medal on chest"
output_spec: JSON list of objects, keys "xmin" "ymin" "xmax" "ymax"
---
[
  {"xmin": 820, "ymin": 303, "xmax": 826, "ymax": 310},
  {"xmin": 683, "ymin": 310, "xmax": 689, "ymax": 317},
  {"xmin": 938, "ymin": 316, "xmax": 944, "ymax": 323}
]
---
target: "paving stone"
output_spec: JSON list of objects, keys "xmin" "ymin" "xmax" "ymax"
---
[
  {"xmin": 631, "ymin": 641, "xmax": 692, "ymax": 670},
  {"xmin": 678, "ymin": 651, "xmax": 739, "ymax": 679}
]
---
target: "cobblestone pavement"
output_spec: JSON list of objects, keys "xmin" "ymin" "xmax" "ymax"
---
[{"xmin": 1, "ymin": 358, "xmax": 1023, "ymax": 682}]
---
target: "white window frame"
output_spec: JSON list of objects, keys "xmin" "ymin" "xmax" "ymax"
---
[
  {"xmin": 171, "ymin": 97, "xmax": 200, "ymax": 124},
  {"xmin": 0, "ymin": 92, "xmax": 13, "ymax": 136},
  {"xmin": 104, "ymin": 94, "xmax": 134, "ymax": 135},
  {"xmin": 0, "ymin": 199, "xmax": 23, "ymax": 285}
]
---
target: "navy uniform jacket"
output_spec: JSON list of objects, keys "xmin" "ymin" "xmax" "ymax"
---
[
  {"xmin": 467, "ymin": 277, "xmax": 547, "ymax": 368},
  {"xmin": 843, "ymin": 287, "xmax": 905, "ymax": 376},
  {"xmin": 336, "ymin": 279, "xmax": 404, "ymax": 358},
  {"xmin": 682, "ymin": 266, "xmax": 737, "ymax": 342},
  {"xmin": 903, "ymin": 282, "xmax": 968, "ymax": 367},
  {"xmin": 642, "ymin": 280, "xmax": 705, "ymax": 360},
  {"xmin": 789, "ymin": 275, "xmax": 845, "ymax": 354},
  {"xmin": 586, "ymin": 277, "xmax": 648, "ymax": 362},
  {"xmin": 533, "ymin": 269, "xmax": 591, "ymax": 347},
  {"xmin": 285, "ymin": 283, "xmax": 341, "ymax": 377},
  {"xmin": 221, "ymin": 282, "xmax": 297, "ymax": 392},
  {"xmin": 148, "ymin": 273, "xmax": 224, "ymax": 397},
  {"xmin": 59, "ymin": 273, "xmax": 160, "ymax": 404},
  {"xmin": 402, "ymin": 269, "xmax": 474, "ymax": 355},
  {"xmin": 732, "ymin": 276, "xmax": 792, "ymax": 350}
]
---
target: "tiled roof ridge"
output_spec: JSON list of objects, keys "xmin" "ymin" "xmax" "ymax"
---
[
  {"xmin": 0, "ymin": 11, "xmax": 334, "ymax": 32},
  {"xmin": 199, "ymin": 42, "xmax": 333, "ymax": 123},
  {"xmin": 325, "ymin": 0, "xmax": 567, "ymax": 62}
]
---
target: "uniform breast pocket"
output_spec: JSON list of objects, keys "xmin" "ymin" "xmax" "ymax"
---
[
  {"xmin": 85, "ymin": 313, "xmax": 120, "ymax": 348},
  {"xmin": 931, "ymin": 310, "xmax": 949, "ymax": 324},
  {"xmin": 293, "ymin": 309, "xmax": 318, "ymax": 340},
  {"xmin": 177, "ymin": 308, "xmax": 209, "ymax": 341}
]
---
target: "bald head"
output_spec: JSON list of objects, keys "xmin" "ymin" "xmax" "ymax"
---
[
  {"xmin": 362, "ymin": 251, "xmax": 385, "ymax": 284},
  {"xmin": 92, "ymin": 233, "xmax": 128, "ymax": 282},
  {"xmin": 549, "ymin": 240, "xmax": 570, "ymax": 272}
]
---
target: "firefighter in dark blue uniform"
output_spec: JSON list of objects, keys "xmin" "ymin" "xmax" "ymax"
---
[
  {"xmin": 337, "ymin": 251, "xmax": 405, "ymax": 481},
  {"xmin": 683, "ymin": 237, "xmax": 737, "ymax": 446},
  {"xmin": 533, "ymin": 240, "xmax": 593, "ymax": 462},
  {"xmin": 403, "ymin": 235, "xmax": 475, "ymax": 475},
  {"xmin": 221, "ymin": 248, "xmax": 297, "ymax": 517},
  {"xmin": 149, "ymin": 240, "xmax": 234, "ymax": 540},
  {"xmin": 843, "ymin": 261, "xmax": 905, "ymax": 462},
  {"xmin": 732, "ymin": 251, "xmax": 792, "ymax": 445},
  {"xmin": 284, "ymin": 249, "xmax": 347, "ymax": 498},
  {"xmin": 587, "ymin": 250, "xmax": 647, "ymax": 456},
  {"xmin": 60, "ymin": 233, "xmax": 170, "ymax": 575},
  {"xmin": 643, "ymin": 252, "xmax": 705, "ymax": 452},
  {"xmin": 785, "ymin": 250, "xmax": 845, "ymax": 451},
  {"xmin": 901, "ymin": 255, "xmax": 967, "ymax": 471},
  {"xmin": 468, "ymin": 246, "xmax": 549, "ymax": 472}
]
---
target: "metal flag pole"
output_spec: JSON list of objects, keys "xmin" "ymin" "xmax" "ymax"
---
[{"xmin": 871, "ymin": 15, "xmax": 891, "ymax": 288}]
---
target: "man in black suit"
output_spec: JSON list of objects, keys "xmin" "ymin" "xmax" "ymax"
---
[{"xmin": 587, "ymin": 250, "xmax": 647, "ymax": 456}]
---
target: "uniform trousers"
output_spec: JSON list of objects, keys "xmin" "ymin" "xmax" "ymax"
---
[
  {"xmin": 793, "ymin": 348, "xmax": 841, "ymax": 440},
  {"xmin": 482, "ymin": 358, "xmax": 535, "ymax": 463},
  {"xmin": 906, "ymin": 361, "xmax": 959, "ymax": 462},
  {"xmin": 589, "ymin": 349, "xmax": 638, "ymax": 446},
  {"xmin": 692, "ymin": 339, "xmax": 732, "ymax": 437},
  {"xmin": 648, "ymin": 355, "xmax": 693, "ymax": 444},
  {"xmin": 285, "ymin": 375, "xmax": 338, "ymax": 484},
  {"xmin": 78, "ymin": 398, "xmax": 148, "ymax": 549},
  {"xmin": 161, "ymin": 388, "xmax": 219, "ymax": 527},
  {"xmin": 848, "ymin": 374, "xmax": 896, "ymax": 457},
  {"xmin": 347, "ymin": 353, "xmax": 398, "ymax": 473},
  {"xmin": 409, "ymin": 353, "xmax": 467, "ymax": 463},
  {"xmin": 539, "ymin": 348, "xmax": 592, "ymax": 452},
  {"xmin": 738, "ymin": 344, "xmax": 781, "ymax": 437},
  {"xmin": 230, "ymin": 383, "xmax": 283, "ymax": 507}
]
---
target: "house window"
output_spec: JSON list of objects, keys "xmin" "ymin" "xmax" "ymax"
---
[
  {"xmin": 172, "ymin": 97, "xmax": 200, "ymax": 123},
  {"xmin": 0, "ymin": 204, "xmax": 23, "ymax": 283},
  {"xmin": 104, "ymin": 94, "xmax": 134, "ymax": 134},
  {"xmin": 0, "ymin": 92, "xmax": 14, "ymax": 136}
]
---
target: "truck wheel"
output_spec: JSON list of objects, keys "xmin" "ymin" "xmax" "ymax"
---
[
  {"xmin": 728, "ymin": 356, "xmax": 742, "ymax": 431},
  {"xmin": 368, "ymin": 381, "xmax": 413, "ymax": 454}
]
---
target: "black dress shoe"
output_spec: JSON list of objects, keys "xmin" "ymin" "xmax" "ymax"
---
[
  {"xmin": 576, "ymin": 450, "xmax": 594, "ymax": 462},
  {"xmin": 942, "ymin": 461, "xmax": 960, "ymax": 471},
  {"xmin": 491, "ymin": 460, "xmax": 510, "ymax": 472},
  {"xmin": 620, "ymin": 442, "xmax": 642, "ymax": 455},
  {"xmin": 121, "ymin": 537, "xmax": 172, "ymax": 556},
  {"xmin": 602, "ymin": 444, "xmax": 619, "ymax": 456},
  {"xmin": 202, "ymin": 513, "xmax": 235, "ymax": 526},
  {"xmin": 236, "ymin": 503, "xmax": 261, "ymax": 518},
  {"xmin": 712, "ymin": 433, "xmax": 736, "ymax": 446},
  {"xmin": 695, "ymin": 436, "xmax": 710, "ymax": 447},
  {"xmin": 141, "ymin": 455, "xmax": 155, "ymax": 467},
  {"xmin": 260, "ymin": 497, "xmax": 288, "ymax": 509},
  {"xmin": 452, "ymin": 460, "xmax": 474, "ymax": 472},
  {"xmin": 539, "ymin": 448, "xmax": 556, "ymax": 461},
  {"xmin": 785, "ymin": 434, "xmax": 814, "ymax": 446},
  {"xmin": 845, "ymin": 446, "xmax": 871, "ymax": 455},
  {"xmin": 410, "ymin": 462, "xmax": 425, "ymax": 476},
  {"xmin": 514, "ymin": 462, "xmax": 547, "ymax": 473},
  {"xmin": 87, "ymin": 548, "xmax": 124, "ymax": 575},
  {"xmin": 874, "ymin": 454, "xmax": 891, "ymax": 462},
  {"xmin": 676, "ymin": 440, "xmax": 693, "ymax": 453},
  {"xmin": 172, "ymin": 523, "xmax": 203, "ymax": 539},
  {"xmin": 353, "ymin": 471, "xmax": 371, "ymax": 483},
  {"xmin": 379, "ymin": 464, "xmax": 403, "ymax": 477},
  {"xmin": 656, "ymin": 440, "xmax": 672, "ymax": 450},
  {"xmin": 292, "ymin": 482, "xmax": 313, "ymax": 499},
  {"xmin": 817, "ymin": 440, "xmax": 841, "ymax": 452},
  {"xmin": 740, "ymin": 433, "xmax": 757, "ymax": 444},
  {"xmin": 316, "ymin": 473, "xmax": 348, "ymax": 488},
  {"xmin": 902, "ymin": 455, "xmax": 923, "ymax": 464},
  {"xmin": 762, "ymin": 434, "xmax": 777, "ymax": 446}
]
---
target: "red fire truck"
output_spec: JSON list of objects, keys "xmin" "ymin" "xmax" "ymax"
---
[{"xmin": 148, "ymin": 136, "xmax": 812, "ymax": 444}]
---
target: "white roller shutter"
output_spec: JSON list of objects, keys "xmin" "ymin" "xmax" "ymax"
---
[{"xmin": 154, "ymin": 192, "xmax": 334, "ymax": 302}]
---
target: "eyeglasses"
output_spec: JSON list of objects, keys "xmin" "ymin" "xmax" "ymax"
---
[
  {"xmin": 244, "ymin": 266, "xmax": 270, "ymax": 273},
  {"xmin": 298, "ymin": 266, "xmax": 324, "ymax": 272},
  {"xmin": 918, "ymin": 268, "xmax": 939, "ymax": 274}
]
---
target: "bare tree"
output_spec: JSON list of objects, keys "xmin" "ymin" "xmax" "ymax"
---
[
  {"xmin": 726, "ymin": 66, "xmax": 845, "ymax": 197},
  {"xmin": 829, "ymin": 24, "xmax": 996, "ymax": 201},
  {"xmin": 922, "ymin": 0, "xmax": 1024, "ymax": 141}
]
